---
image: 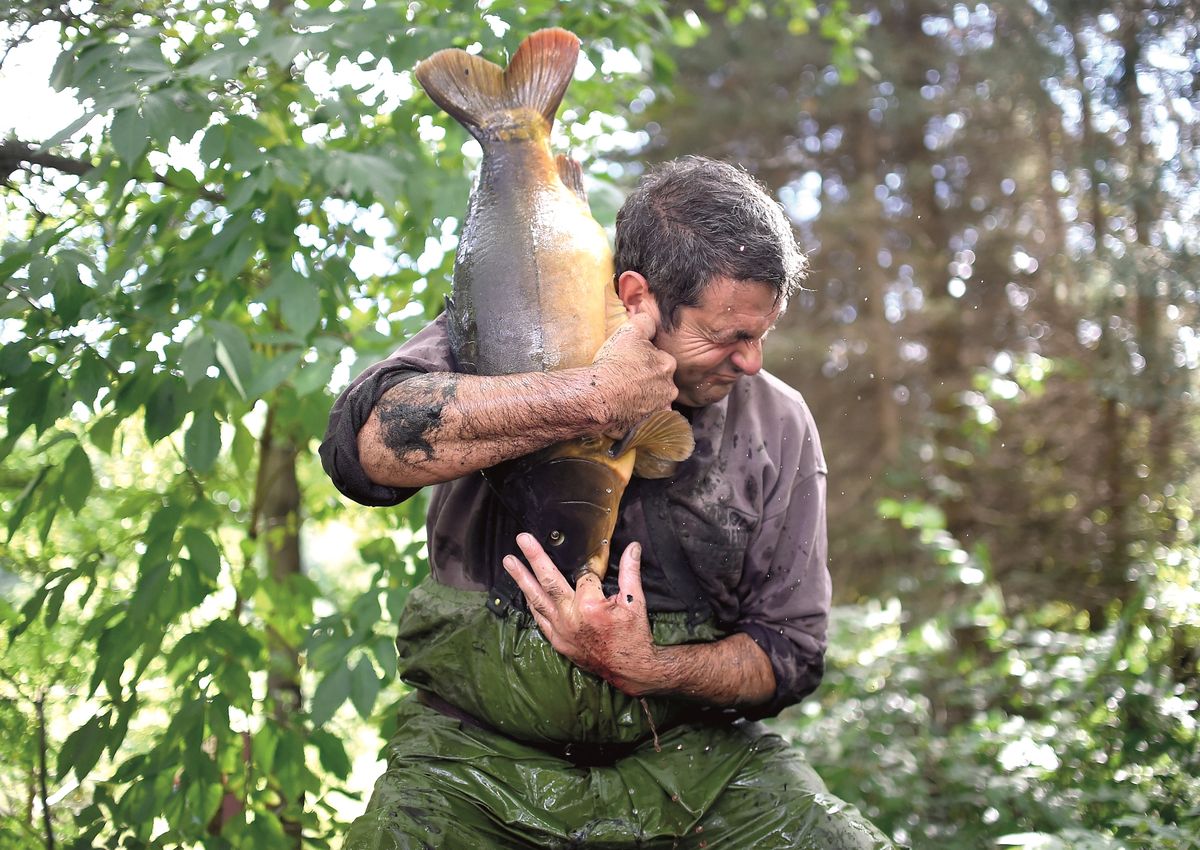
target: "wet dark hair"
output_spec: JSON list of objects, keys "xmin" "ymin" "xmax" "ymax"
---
[{"xmin": 613, "ymin": 156, "xmax": 807, "ymax": 330}]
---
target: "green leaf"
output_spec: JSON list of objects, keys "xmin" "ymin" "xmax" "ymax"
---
[
  {"xmin": 7, "ymin": 374, "xmax": 50, "ymax": 442},
  {"xmin": 251, "ymin": 723, "xmax": 279, "ymax": 777},
  {"xmin": 89, "ymin": 414, "xmax": 120, "ymax": 454},
  {"xmin": 62, "ymin": 443, "xmax": 94, "ymax": 514},
  {"xmin": 140, "ymin": 91, "xmax": 184, "ymax": 146},
  {"xmin": 184, "ymin": 410, "xmax": 221, "ymax": 472},
  {"xmin": 58, "ymin": 712, "xmax": 111, "ymax": 782},
  {"xmin": 186, "ymin": 43, "xmax": 252, "ymax": 80},
  {"xmin": 273, "ymin": 727, "xmax": 310, "ymax": 792},
  {"xmin": 179, "ymin": 331, "xmax": 215, "ymax": 389},
  {"xmin": 310, "ymin": 660, "xmax": 352, "ymax": 726},
  {"xmin": 292, "ymin": 355, "xmax": 335, "ymax": 397},
  {"xmin": 42, "ymin": 110, "xmax": 95, "ymax": 149},
  {"xmin": 110, "ymin": 107, "xmax": 149, "ymax": 164},
  {"xmin": 199, "ymin": 123, "xmax": 227, "ymax": 165},
  {"xmin": 143, "ymin": 502, "xmax": 185, "ymax": 566},
  {"xmin": 245, "ymin": 349, "xmax": 303, "ymax": 399},
  {"xmin": 72, "ymin": 349, "xmax": 110, "ymax": 408},
  {"xmin": 144, "ymin": 377, "xmax": 185, "ymax": 443},
  {"xmin": 48, "ymin": 43, "xmax": 79, "ymax": 90},
  {"xmin": 372, "ymin": 636, "xmax": 398, "ymax": 681},
  {"xmin": 181, "ymin": 523, "xmax": 222, "ymax": 583},
  {"xmin": 350, "ymin": 655, "xmax": 380, "ymax": 718},
  {"xmin": 217, "ymin": 232, "xmax": 257, "ymax": 280},
  {"xmin": 208, "ymin": 321, "xmax": 253, "ymax": 399},
  {"xmin": 7, "ymin": 466, "xmax": 49, "ymax": 541},
  {"xmin": 0, "ymin": 337, "xmax": 35, "ymax": 378},
  {"xmin": 310, "ymin": 729, "xmax": 352, "ymax": 779},
  {"xmin": 274, "ymin": 268, "xmax": 321, "ymax": 334},
  {"xmin": 231, "ymin": 421, "xmax": 255, "ymax": 470}
]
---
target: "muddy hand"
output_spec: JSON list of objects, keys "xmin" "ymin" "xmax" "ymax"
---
[
  {"xmin": 502, "ymin": 534, "xmax": 664, "ymax": 696},
  {"xmin": 591, "ymin": 313, "xmax": 677, "ymax": 435}
]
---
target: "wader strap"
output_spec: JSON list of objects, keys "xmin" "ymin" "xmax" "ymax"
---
[
  {"xmin": 640, "ymin": 479, "xmax": 714, "ymax": 627},
  {"xmin": 482, "ymin": 484, "xmax": 524, "ymax": 616}
]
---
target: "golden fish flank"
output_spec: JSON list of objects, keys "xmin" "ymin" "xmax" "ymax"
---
[{"xmin": 415, "ymin": 29, "xmax": 693, "ymax": 580}]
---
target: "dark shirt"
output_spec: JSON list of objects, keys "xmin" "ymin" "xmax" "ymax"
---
[{"xmin": 320, "ymin": 314, "xmax": 831, "ymax": 716}]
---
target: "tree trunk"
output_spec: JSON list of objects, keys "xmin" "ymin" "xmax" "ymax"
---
[
  {"xmin": 254, "ymin": 406, "xmax": 303, "ymax": 848},
  {"xmin": 854, "ymin": 120, "xmax": 903, "ymax": 467}
]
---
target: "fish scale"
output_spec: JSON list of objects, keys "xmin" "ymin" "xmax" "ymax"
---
[{"xmin": 415, "ymin": 28, "xmax": 694, "ymax": 580}]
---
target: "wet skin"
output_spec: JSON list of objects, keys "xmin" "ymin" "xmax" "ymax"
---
[{"xmin": 618, "ymin": 273, "xmax": 782, "ymax": 409}]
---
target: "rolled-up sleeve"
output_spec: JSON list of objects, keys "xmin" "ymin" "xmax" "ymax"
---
[
  {"xmin": 318, "ymin": 316, "xmax": 453, "ymax": 507},
  {"xmin": 736, "ymin": 469, "xmax": 830, "ymax": 719}
]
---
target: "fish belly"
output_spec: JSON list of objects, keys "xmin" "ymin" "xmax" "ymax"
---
[{"xmin": 452, "ymin": 144, "xmax": 612, "ymax": 376}]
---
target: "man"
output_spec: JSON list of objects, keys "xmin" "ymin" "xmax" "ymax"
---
[{"xmin": 321, "ymin": 157, "xmax": 895, "ymax": 848}]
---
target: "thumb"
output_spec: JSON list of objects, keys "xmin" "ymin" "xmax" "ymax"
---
[
  {"xmin": 617, "ymin": 542, "xmax": 644, "ymax": 606},
  {"xmin": 626, "ymin": 312, "xmax": 656, "ymax": 340}
]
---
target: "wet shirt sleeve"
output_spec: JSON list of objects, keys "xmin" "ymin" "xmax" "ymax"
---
[
  {"xmin": 318, "ymin": 316, "xmax": 453, "ymax": 507},
  {"xmin": 736, "ymin": 467, "xmax": 831, "ymax": 719}
]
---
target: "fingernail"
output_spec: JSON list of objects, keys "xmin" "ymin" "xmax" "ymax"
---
[
  {"xmin": 502, "ymin": 555, "xmax": 516, "ymax": 570},
  {"xmin": 516, "ymin": 533, "xmax": 532, "ymax": 546},
  {"xmin": 631, "ymin": 542, "xmax": 642, "ymax": 560}
]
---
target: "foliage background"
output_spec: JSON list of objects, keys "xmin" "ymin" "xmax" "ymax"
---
[{"xmin": 0, "ymin": 0, "xmax": 1196, "ymax": 848}]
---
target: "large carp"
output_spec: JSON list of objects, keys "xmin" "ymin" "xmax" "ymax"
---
[{"xmin": 415, "ymin": 28, "xmax": 693, "ymax": 580}]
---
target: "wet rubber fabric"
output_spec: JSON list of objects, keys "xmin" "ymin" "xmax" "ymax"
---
[{"xmin": 344, "ymin": 582, "xmax": 896, "ymax": 849}]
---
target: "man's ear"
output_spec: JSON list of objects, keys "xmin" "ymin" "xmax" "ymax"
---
[{"xmin": 617, "ymin": 271, "xmax": 660, "ymax": 323}]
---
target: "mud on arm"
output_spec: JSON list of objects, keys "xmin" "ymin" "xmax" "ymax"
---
[
  {"xmin": 358, "ymin": 315, "xmax": 678, "ymax": 489},
  {"xmin": 358, "ymin": 368, "xmax": 618, "ymax": 488}
]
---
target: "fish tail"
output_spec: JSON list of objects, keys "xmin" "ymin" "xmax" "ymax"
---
[{"xmin": 414, "ymin": 28, "xmax": 581, "ymax": 139}]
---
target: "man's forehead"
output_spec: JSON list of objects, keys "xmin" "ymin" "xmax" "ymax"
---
[{"xmin": 697, "ymin": 278, "xmax": 783, "ymax": 326}]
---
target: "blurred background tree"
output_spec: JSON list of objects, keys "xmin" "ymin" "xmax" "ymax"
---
[
  {"xmin": 628, "ymin": 1, "xmax": 1198, "ymax": 846},
  {"xmin": 1, "ymin": 0, "xmax": 1196, "ymax": 848}
]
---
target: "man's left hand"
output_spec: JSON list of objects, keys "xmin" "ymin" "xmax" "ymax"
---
[{"xmin": 503, "ymin": 533, "xmax": 665, "ymax": 696}]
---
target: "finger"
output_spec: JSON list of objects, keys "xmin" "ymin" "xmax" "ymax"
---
[
  {"xmin": 528, "ymin": 606, "xmax": 558, "ymax": 642},
  {"xmin": 503, "ymin": 554, "xmax": 557, "ymax": 618},
  {"xmin": 626, "ymin": 312, "xmax": 656, "ymax": 339},
  {"xmin": 515, "ymin": 533, "xmax": 574, "ymax": 599},
  {"xmin": 573, "ymin": 571, "xmax": 607, "ymax": 605},
  {"xmin": 617, "ymin": 542, "xmax": 645, "ymax": 607}
]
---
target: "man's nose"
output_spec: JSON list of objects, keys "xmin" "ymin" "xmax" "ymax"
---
[{"xmin": 731, "ymin": 340, "xmax": 763, "ymax": 376}]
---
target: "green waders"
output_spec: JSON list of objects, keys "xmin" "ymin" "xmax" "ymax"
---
[{"xmin": 344, "ymin": 581, "xmax": 897, "ymax": 850}]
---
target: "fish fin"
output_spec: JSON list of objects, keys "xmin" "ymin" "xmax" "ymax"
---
[
  {"xmin": 610, "ymin": 410, "xmax": 695, "ymax": 479},
  {"xmin": 414, "ymin": 50, "xmax": 507, "ymax": 139},
  {"xmin": 506, "ymin": 28, "xmax": 581, "ymax": 126},
  {"xmin": 633, "ymin": 453, "xmax": 680, "ymax": 480},
  {"xmin": 556, "ymin": 154, "xmax": 588, "ymax": 201},
  {"xmin": 415, "ymin": 28, "xmax": 580, "ymax": 138}
]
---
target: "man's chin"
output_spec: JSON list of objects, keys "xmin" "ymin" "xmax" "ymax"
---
[{"xmin": 678, "ymin": 379, "xmax": 737, "ymax": 408}]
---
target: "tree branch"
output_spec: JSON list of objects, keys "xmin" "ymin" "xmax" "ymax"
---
[
  {"xmin": 0, "ymin": 140, "xmax": 226, "ymax": 203},
  {"xmin": 35, "ymin": 692, "xmax": 56, "ymax": 850},
  {"xmin": 0, "ymin": 140, "xmax": 92, "ymax": 181}
]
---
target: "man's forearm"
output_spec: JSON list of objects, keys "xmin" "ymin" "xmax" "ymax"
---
[
  {"xmin": 358, "ymin": 368, "xmax": 611, "ymax": 487},
  {"xmin": 637, "ymin": 633, "xmax": 776, "ymax": 707}
]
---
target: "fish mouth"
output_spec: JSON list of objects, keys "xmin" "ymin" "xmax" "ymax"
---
[{"xmin": 485, "ymin": 452, "xmax": 626, "ymax": 580}]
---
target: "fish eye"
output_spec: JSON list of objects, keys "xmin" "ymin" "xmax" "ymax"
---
[{"xmin": 548, "ymin": 530, "xmax": 565, "ymax": 545}]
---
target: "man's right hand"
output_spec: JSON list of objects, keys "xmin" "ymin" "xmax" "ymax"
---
[{"xmin": 591, "ymin": 313, "xmax": 678, "ymax": 434}]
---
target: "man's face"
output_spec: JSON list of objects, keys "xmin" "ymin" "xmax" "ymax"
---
[{"xmin": 651, "ymin": 277, "xmax": 782, "ymax": 408}]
